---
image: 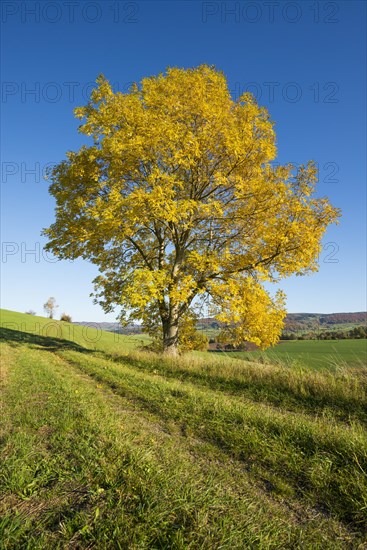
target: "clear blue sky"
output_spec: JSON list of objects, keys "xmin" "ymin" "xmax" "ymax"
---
[{"xmin": 1, "ymin": 0, "xmax": 366, "ymax": 321}]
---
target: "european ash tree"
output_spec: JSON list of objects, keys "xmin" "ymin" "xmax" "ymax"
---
[{"xmin": 43, "ymin": 66, "xmax": 340, "ymax": 355}]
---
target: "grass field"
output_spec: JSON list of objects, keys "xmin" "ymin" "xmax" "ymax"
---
[
  {"xmin": 1, "ymin": 309, "xmax": 367, "ymax": 548},
  {"xmin": 0, "ymin": 309, "xmax": 148, "ymax": 354},
  {"xmin": 220, "ymin": 339, "xmax": 367, "ymax": 370}
]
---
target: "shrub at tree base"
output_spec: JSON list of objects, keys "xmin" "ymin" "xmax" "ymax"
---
[{"xmin": 145, "ymin": 310, "xmax": 208, "ymax": 353}]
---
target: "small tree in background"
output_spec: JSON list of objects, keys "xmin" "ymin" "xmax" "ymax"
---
[
  {"xmin": 43, "ymin": 297, "xmax": 58, "ymax": 319},
  {"xmin": 60, "ymin": 313, "xmax": 72, "ymax": 322}
]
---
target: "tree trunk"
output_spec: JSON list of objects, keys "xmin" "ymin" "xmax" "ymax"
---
[{"xmin": 162, "ymin": 318, "xmax": 179, "ymax": 356}]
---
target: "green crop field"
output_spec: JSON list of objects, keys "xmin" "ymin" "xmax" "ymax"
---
[
  {"xmin": 1, "ymin": 309, "xmax": 367, "ymax": 548},
  {"xmin": 219, "ymin": 339, "xmax": 367, "ymax": 370}
]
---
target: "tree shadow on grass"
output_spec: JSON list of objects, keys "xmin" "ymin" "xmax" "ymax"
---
[
  {"xmin": 0, "ymin": 327, "xmax": 91, "ymax": 353},
  {"xmin": 98, "ymin": 350, "xmax": 367, "ymax": 425}
]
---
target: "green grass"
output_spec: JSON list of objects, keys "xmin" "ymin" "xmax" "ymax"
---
[
  {"xmin": 0, "ymin": 308, "xmax": 147, "ymax": 354},
  {"xmin": 221, "ymin": 339, "xmax": 367, "ymax": 370},
  {"xmin": 3, "ymin": 309, "xmax": 364, "ymax": 370},
  {"xmin": 1, "ymin": 309, "xmax": 367, "ymax": 548}
]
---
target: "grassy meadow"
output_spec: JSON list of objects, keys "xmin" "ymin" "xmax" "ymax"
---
[
  {"xmin": 220, "ymin": 339, "xmax": 367, "ymax": 370},
  {"xmin": 1, "ymin": 309, "xmax": 367, "ymax": 548}
]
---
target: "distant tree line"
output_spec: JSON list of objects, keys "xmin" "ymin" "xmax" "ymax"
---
[{"xmin": 281, "ymin": 326, "xmax": 367, "ymax": 340}]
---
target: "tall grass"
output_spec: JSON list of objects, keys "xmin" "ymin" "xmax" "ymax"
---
[
  {"xmin": 1, "ymin": 311, "xmax": 367, "ymax": 547},
  {"xmin": 99, "ymin": 348, "xmax": 367, "ymax": 424},
  {"xmin": 60, "ymin": 348, "xmax": 367, "ymax": 528}
]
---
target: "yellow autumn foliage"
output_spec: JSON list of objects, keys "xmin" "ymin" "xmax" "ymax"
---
[{"xmin": 43, "ymin": 65, "xmax": 340, "ymax": 354}]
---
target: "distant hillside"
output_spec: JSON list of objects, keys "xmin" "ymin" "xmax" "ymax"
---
[
  {"xmin": 286, "ymin": 312, "xmax": 366, "ymax": 324},
  {"xmin": 283, "ymin": 312, "xmax": 366, "ymax": 332},
  {"xmin": 74, "ymin": 312, "xmax": 367, "ymax": 335}
]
